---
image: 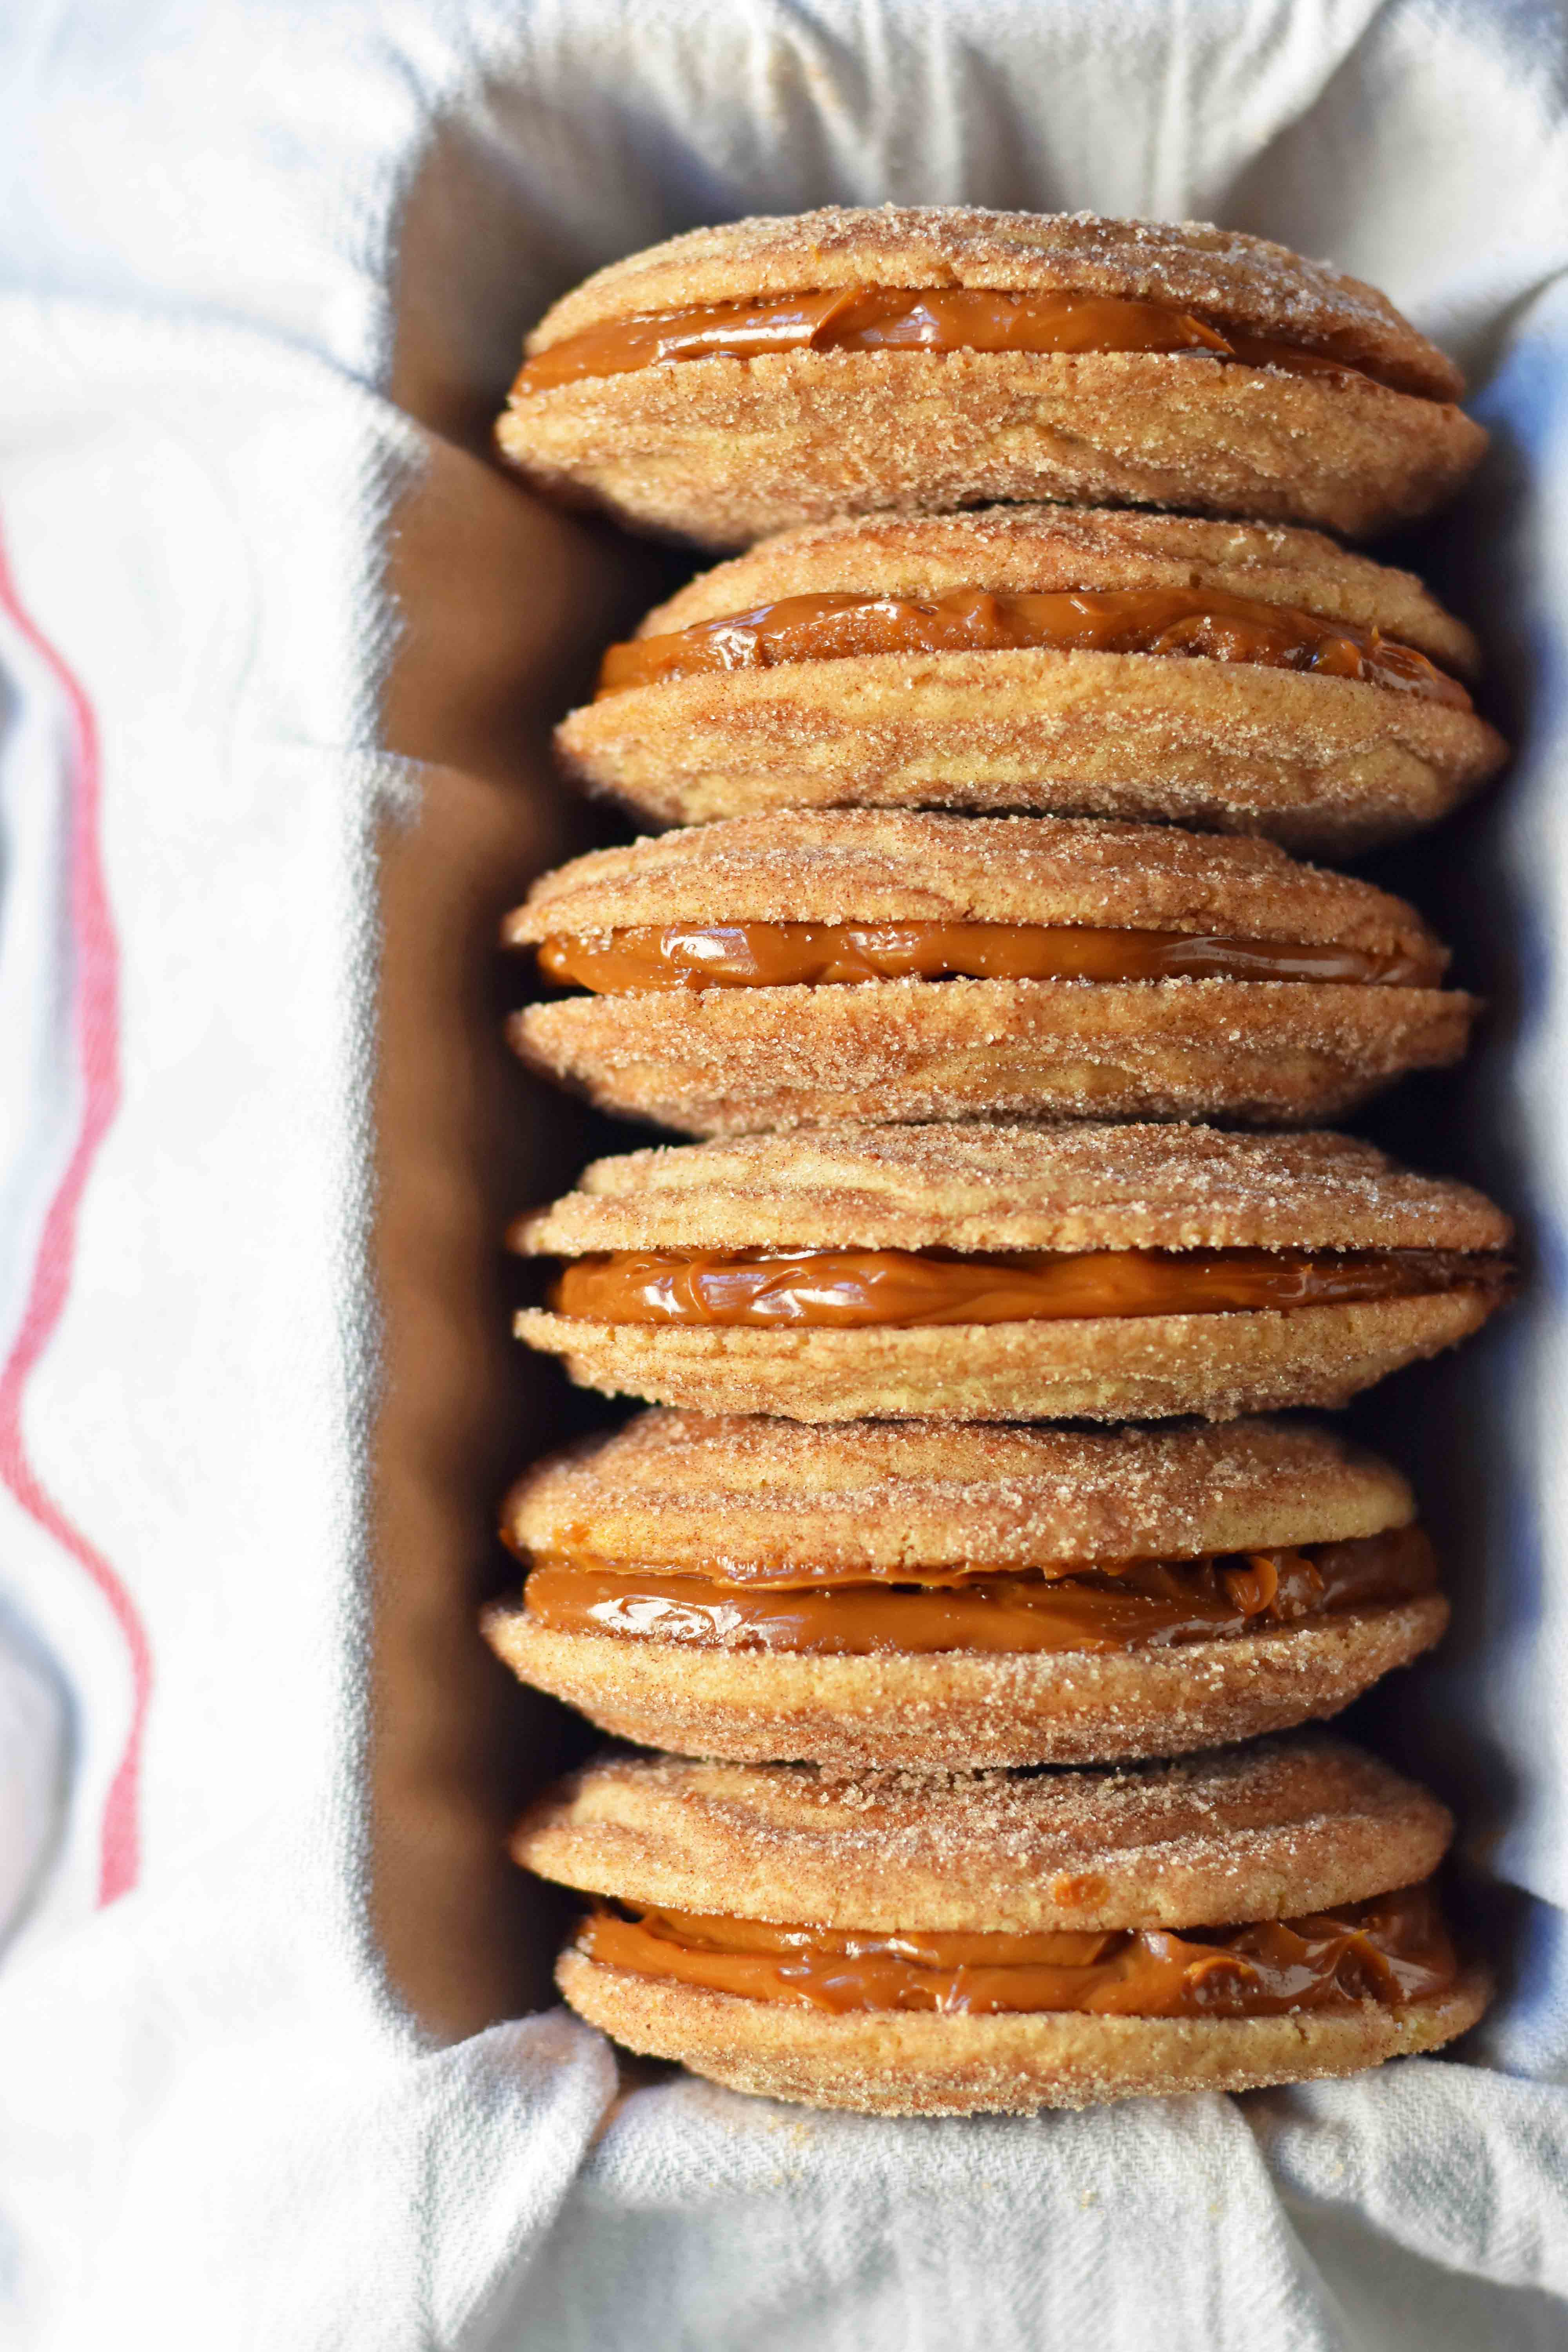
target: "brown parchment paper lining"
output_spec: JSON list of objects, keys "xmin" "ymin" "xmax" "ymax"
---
[{"xmin": 370, "ymin": 396, "xmax": 673, "ymax": 2034}]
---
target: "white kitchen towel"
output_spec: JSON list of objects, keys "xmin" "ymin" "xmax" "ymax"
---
[{"xmin": 4, "ymin": 3, "xmax": 1568, "ymax": 2347}]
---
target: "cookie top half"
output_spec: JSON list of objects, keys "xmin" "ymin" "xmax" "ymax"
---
[
  {"xmin": 514, "ymin": 1733, "xmax": 1453, "ymax": 1934},
  {"xmin": 506, "ymin": 808, "xmax": 1448, "ymax": 963},
  {"xmin": 504, "ymin": 1409, "xmax": 1414, "ymax": 1573},
  {"xmin": 511, "ymin": 1122, "xmax": 1512, "ymax": 1259},
  {"xmin": 631, "ymin": 506, "xmax": 1479, "ymax": 677},
  {"xmin": 528, "ymin": 207, "xmax": 1462, "ymax": 402}
]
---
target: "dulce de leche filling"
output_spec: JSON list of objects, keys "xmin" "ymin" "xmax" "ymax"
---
[
  {"xmin": 536, "ymin": 921, "xmax": 1443, "ymax": 995},
  {"xmin": 594, "ymin": 586, "xmax": 1471, "ymax": 706},
  {"xmin": 575, "ymin": 1879, "xmax": 1459, "ymax": 2017},
  {"xmin": 517, "ymin": 287, "xmax": 1402, "ymax": 396},
  {"xmin": 548, "ymin": 1246, "xmax": 1508, "ymax": 1329},
  {"xmin": 522, "ymin": 1524, "xmax": 1436, "ymax": 1657}
]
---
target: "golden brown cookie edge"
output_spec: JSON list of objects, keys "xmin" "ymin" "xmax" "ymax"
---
[
  {"xmin": 506, "ymin": 808, "xmax": 1447, "ymax": 954},
  {"xmin": 501, "ymin": 352, "xmax": 1483, "ymax": 550},
  {"xmin": 555, "ymin": 648, "xmax": 1505, "ymax": 856},
  {"xmin": 511, "ymin": 1291, "xmax": 1499, "ymax": 1422},
  {"xmin": 524, "ymin": 208, "xmax": 1462, "ymax": 401},
  {"xmin": 483, "ymin": 1593, "xmax": 1448, "ymax": 1770},
  {"xmin": 555, "ymin": 1953, "xmax": 1490, "ymax": 2114},
  {"xmin": 510, "ymin": 977, "xmax": 1475, "ymax": 1137}
]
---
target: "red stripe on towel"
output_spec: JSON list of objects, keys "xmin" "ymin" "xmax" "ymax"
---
[{"xmin": 0, "ymin": 514, "xmax": 147, "ymax": 1904}]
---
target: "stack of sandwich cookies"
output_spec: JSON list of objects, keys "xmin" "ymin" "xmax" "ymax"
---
[
  {"xmin": 555, "ymin": 508, "xmax": 1504, "ymax": 850},
  {"xmin": 513, "ymin": 1737, "xmax": 1489, "ymax": 2114},
  {"xmin": 497, "ymin": 207, "xmax": 1486, "ymax": 546},
  {"xmin": 512, "ymin": 1122, "xmax": 1511, "ymax": 1423},
  {"xmin": 510, "ymin": 811, "xmax": 1474, "ymax": 1134},
  {"xmin": 487, "ymin": 205, "xmax": 1508, "ymax": 2113},
  {"xmin": 483, "ymin": 1413, "xmax": 1448, "ymax": 1769}
]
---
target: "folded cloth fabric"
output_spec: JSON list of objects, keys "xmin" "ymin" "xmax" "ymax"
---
[
  {"xmin": 0, "ymin": 1612, "xmax": 67, "ymax": 1951},
  {"xmin": 2, "ymin": 2, "xmax": 1568, "ymax": 2347}
]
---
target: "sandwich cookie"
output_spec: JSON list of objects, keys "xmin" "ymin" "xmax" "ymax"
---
[
  {"xmin": 483, "ymin": 1412, "xmax": 1449, "ymax": 1769},
  {"xmin": 508, "ymin": 809, "xmax": 1474, "ymax": 1134},
  {"xmin": 514, "ymin": 1737, "xmax": 1488, "ymax": 2114},
  {"xmin": 498, "ymin": 207, "xmax": 1485, "ymax": 548},
  {"xmin": 510, "ymin": 1122, "xmax": 1512, "ymax": 1423},
  {"xmin": 555, "ymin": 507, "xmax": 1505, "ymax": 854}
]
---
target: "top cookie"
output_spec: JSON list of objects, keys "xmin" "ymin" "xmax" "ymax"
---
[
  {"xmin": 506, "ymin": 807, "xmax": 1450, "ymax": 950},
  {"xmin": 528, "ymin": 211, "xmax": 1462, "ymax": 399},
  {"xmin": 506, "ymin": 1409, "xmax": 1414, "ymax": 1572},
  {"xmin": 514, "ymin": 1731, "xmax": 1452, "ymax": 1933},
  {"xmin": 514, "ymin": 1120, "xmax": 1512, "ymax": 1258},
  {"xmin": 497, "ymin": 206, "xmax": 1485, "ymax": 545}
]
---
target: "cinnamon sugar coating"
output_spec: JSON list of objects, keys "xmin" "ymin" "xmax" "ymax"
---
[
  {"xmin": 483, "ymin": 1594, "xmax": 1448, "ymax": 1769},
  {"xmin": 504, "ymin": 1411, "xmax": 1415, "ymax": 1570},
  {"xmin": 527, "ymin": 211, "xmax": 1463, "ymax": 399},
  {"xmin": 512, "ymin": 1124, "xmax": 1508, "ymax": 1419},
  {"xmin": 513, "ymin": 978, "xmax": 1472, "ymax": 1135},
  {"xmin": 512, "ymin": 1122, "xmax": 1512, "ymax": 1258},
  {"xmin": 513, "ymin": 1734, "xmax": 1452, "ymax": 1931},
  {"xmin": 501, "ymin": 349, "xmax": 1483, "ymax": 552},
  {"xmin": 506, "ymin": 809, "xmax": 1457, "ymax": 944},
  {"xmin": 501, "ymin": 211, "xmax": 1481, "ymax": 545},
  {"xmin": 511, "ymin": 811, "xmax": 1472, "ymax": 1132},
  {"xmin": 557, "ymin": 1954, "xmax": 1488, "ymax": 2112},
  {"xmin": 523, "ymin": 1734, "xmax": 1482, "ymax": 2110},
  {"xmin": 634, "ymin": 512, "xmax": 1479, "ymax": 666},
  {"xmin": 513, "ymin": 1290, "xmax": 1496, "ymax": 1422},
  {"xmin": 555, "ymin": 514, "xmax": 1504, "ymax": 849},
  {"xmin": 490, "ymin": 1415, "xmax": 1433, "ymax": 1762},
  {"xmin": 560, "ymin": 643, "xmax": 1500, "ymax": 852}
]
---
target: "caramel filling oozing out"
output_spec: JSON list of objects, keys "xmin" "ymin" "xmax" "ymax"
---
[
  {"xmin": 575, "ymin": 1879, "xmax": 1459, "ymax": 2017},
  {"xmin": 594, "ymin": 586, "xmax": 1471, "ymax": 706},
  {"xmin": 517, "ymin": 287, "xmax": 1404, "ymax": 396},
  {"xmin": 521, "ymin": 1524, "xmax": 1436, "ymax": 1656},
  {"xmin": 548, "ymin": 1246, "xmax": 1509, "ymax": 1330},
  {"xmin": 536, "ymin": 922, "xmax": 1443, "ymax": 995}
]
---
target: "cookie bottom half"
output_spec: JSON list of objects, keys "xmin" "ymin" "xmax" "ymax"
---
[
  {"xmin": 498, "ymin": 347, "xmax": 1483, "ymax": 550},
  {"xmin": 514, "ymin": 1291, "xmax": 1495, "ymax": 1422},
  {"xmin": 556, "ymin": 1949, "xmax": 1491, "ymax": 2114},
  {"xmin": 483, "ymin": 1594, "xmax": 1448, "ymax": 1769},
  {"xmin": 556, "ymin": 644, "xmax": 1504, "ymax": 855},
  {"xmin": 513, "ymin": 978, "xmax": 1472, "ymax": 1136}
]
